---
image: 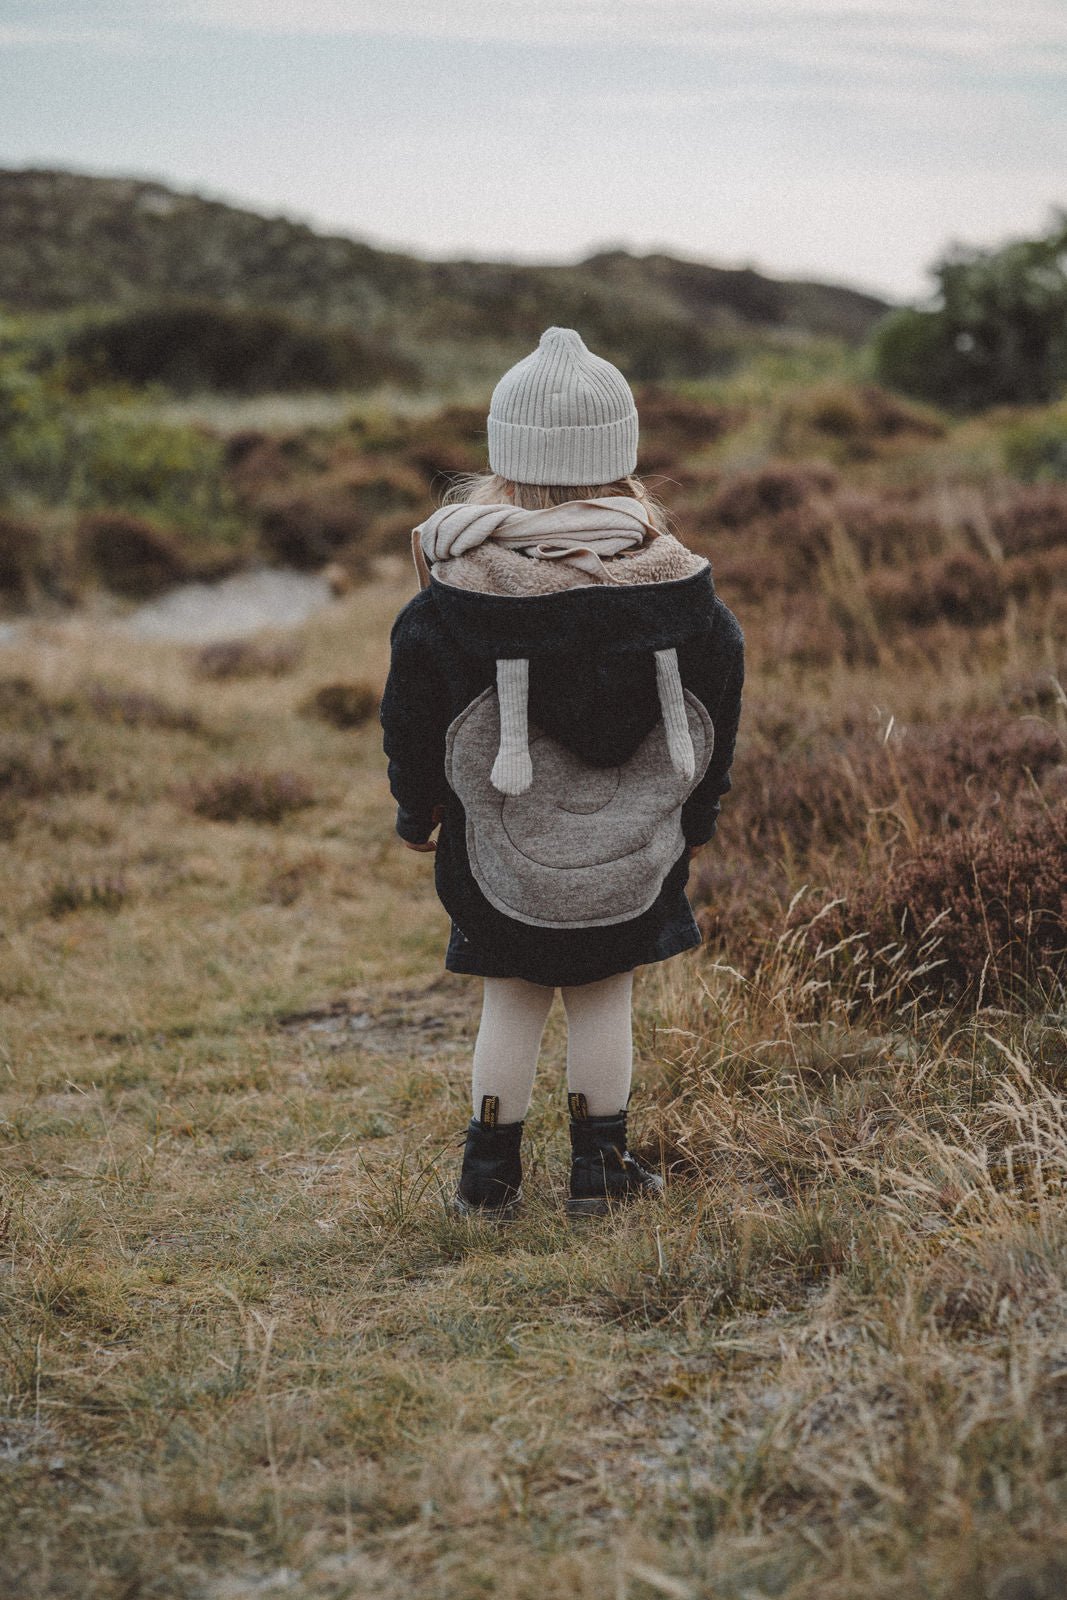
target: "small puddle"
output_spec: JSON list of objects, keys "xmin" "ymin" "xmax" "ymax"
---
[{"xmin": 125, "ymin": 567, "xmax": 335, "ymax": 642}]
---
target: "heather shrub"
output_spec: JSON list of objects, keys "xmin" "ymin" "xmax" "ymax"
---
[
  {"xmin": 1005, "ymin": 671, "xmax": 1065, "ymax": 713},
  {"xmin": 783, "ymin": 382, "xmax": 945, "ymax": 459},
  {"xmin": 631, "ymin": 384, "xmax": 737, "ymax": 469},
  {"xmin": 256, "ymin": 464, "xmax": 423, "ymax": 569},
  {"xmin": 46, "ymin": 873, "xmax": 129, "ymax": 918},
  {"xmin": 0, "ymin": 738, "xmax": 96, "ymax": 800},
  {"xmin": 303, "ymin": 681, "xmax": 380, "ymax": 730},
  {"xmin": 400, "ymin": 406, "xmax": 486, "ymax": 482},
  {"xmin": 834, "ymin": 489, "xmax": 945, "ymax": 568},
  {"xmin": 0, "ymin": 512, "xmax": 44, "ymax": 604},
  {"xmin": 76, "ymin": 511, "xmax": 187, "ymax": 598},
  {"xmin": 731, "ymin": 711, "xmax": 1064, "ymax": 858},
  {"xmin": 257, "ymin": 482, "xmax": 370, "ymax": 569},
  {"xmin": 192, "ymin": 637, "xmax": 303, "ymax": 680},
  {"xmin": 867, "ymin": 551, "xmax": 1006, "ymax": 628},
  {"xmin": 796, "ymin": 803, "xmax": 1067, "ymax": 1003},
  {"xmin": 990, "ymin": 483, "xmax": 1067, "ymax": 556},
  {"xmin": 186, "ymin": 768, "xmax": 315, "ymax": 824},
  {"xmin": 707, "ymin": 462, "xmax": 837, "ymax": 528},
  {"xmin": 86, "ymin": 684, "xmax": 202, "ymax": 733},
  {"xmin": 1004, "ymin": 544, "xmax": 1067, "ymax": 601}
]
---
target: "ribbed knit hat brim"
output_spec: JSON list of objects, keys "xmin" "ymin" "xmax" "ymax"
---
[
  {"xmin": 487, "ymin": 413, "xmax": 639, "ymax": 487},
  {"xmin": 488, "ymin": 327, "xmax": 638, "ymax": 486}
]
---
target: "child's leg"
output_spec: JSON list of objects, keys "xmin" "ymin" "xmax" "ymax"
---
[
  {"xmin": 471, "ymin": 976, "xmax": 555, "ymax": 1124},
  {"xmin": 560, "ymin": 970, "xmax": 635, "ymax": 1116}
]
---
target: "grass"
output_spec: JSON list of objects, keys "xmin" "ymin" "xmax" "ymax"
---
[{"xmin": 1, "ymin": 404, "xmax": 1066, "ymax": 1599}]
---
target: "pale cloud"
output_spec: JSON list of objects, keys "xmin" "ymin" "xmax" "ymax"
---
[
  {"xmin": 8, "ymin": 0, "xmax": 1067, "ymax": 71},
  {"xmin": 0, "ymin": 22, "xmax": 144, "ymax": 50},
  {"xmin": 166, "ymin": 0, "xmax": 1067, "ymax": 68}
]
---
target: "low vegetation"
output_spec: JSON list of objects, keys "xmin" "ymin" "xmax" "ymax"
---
[
  {"xmin": 1, "ymin": 358, "xmax": 1064, "ymax": 1596},
  {"xmin": 0, "ymin": 186, "xmax": 1065, "ymax": 1593}
]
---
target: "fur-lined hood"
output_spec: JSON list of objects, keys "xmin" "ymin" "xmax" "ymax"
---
[
  {"xmin": 431, "ymin": 530, "xmax": 707, "ymax": 598},
  {"xmin": 426, "ymin": 532, "xmax": 716, "ymax": 663}
]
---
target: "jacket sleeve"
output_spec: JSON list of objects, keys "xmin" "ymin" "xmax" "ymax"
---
[
  {"xmin": 379, "ymin": 596, "xmax": 451, "ymax": 844},
  {"xmin": 681, "ymin": 620, "xmax": 744, "ymax": 849}
]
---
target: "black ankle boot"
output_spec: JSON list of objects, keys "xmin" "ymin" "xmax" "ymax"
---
[
  {"xmin": 452, "ymin": 1096, "xmax": 524, "ymax": 1218},
  {"xmin": 566, "ymin": 1094, "xmax": 664, "ymax": 1217}
]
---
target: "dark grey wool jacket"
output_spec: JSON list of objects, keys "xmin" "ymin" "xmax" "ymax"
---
[{"xmin": 380, "ymin": 545, "xmax": 744, "ymax": 986}]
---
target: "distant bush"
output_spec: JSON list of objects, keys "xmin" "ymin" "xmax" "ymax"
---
[
  {"xmin": 1002, "ymin": 404, "xmax": 1067, "ymax": 482},
  {"xmin": 65, "ymin": 301, "xmax": 419, "ymax": 395},
  {"xmin": 186, "ymin": 768, "xmax": 315, "ymax": 824},
  {"xmin": 46, "ymin": 874, "xmax": 129, "ymax": 919},
  {"xmin": 0, "ymin": 513, "xmax": 43, "ymax": 604},
  {"xmin": 633, "ymin": 385, "xmax": 738, "ymax": 461},
  {"xmin": 783, "ymin": 383, "xmax": 945, "ymax": 459},
  {"xmin": 192, "ymin": 637, "xmax": 303, "ymax": 680},
  {"xmin": 0, "ymin": 351, "xmax": 244, "ymax": 544},
  {"xmin": 400, "ymin": 406, "xmax": 487, "ymax": 482},
  {"xmin": 707, "ymin": 462, "xmax": 837, "ymax": 528},
  {"xmin": 303, "ymin": 681, "xmax": 380, "ymax": 729},
  {"xmin": 872, "ymin": 213, "xmax": 1067, "ymax": 410},
  {"xmin": 76, "ymin": 512, "xmax": 187, "ymax": 598},
  {"xmin": 0, "ymin": 737, "xmax": 96, "ymax": 800},
  {"xmin": 867, "ymin": 551, "xmax": 1006, "ymax": 628},
  {"xmin": 255, "ymin": 462, "xmax": 424, "ymax": 569},
  {"xmin": 85, "ymin": 684, "xmax": 202, "ymax": 734},
  {"xmin": 990, "ymin": 483, "xmax": 1067, "ymax": 557}
]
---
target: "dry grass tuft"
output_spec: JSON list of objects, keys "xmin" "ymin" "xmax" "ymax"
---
[
  {"xmin": 192, "ymin": 636, "xmax": 304, "ymax": 680},
  {"xmin": 185, "ymin": 766, "xmax": 316, "ymax": 824},
  {"xmin": 302, "ymin": 679, "xmax": 380, "ymax": 729},
  {"xmin": 1, "ymin": 390, "xmax": 1065, "ymax": 1600}
]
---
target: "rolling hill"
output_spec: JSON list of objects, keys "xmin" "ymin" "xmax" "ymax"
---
[{"xmin": 0, "ymin": 168, "xmax": 890, "ymax": 383}]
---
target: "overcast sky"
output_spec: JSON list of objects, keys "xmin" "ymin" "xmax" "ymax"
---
[{"xmin": 1, "ymin": 0, "xmax": 1065, "ymax": 300}]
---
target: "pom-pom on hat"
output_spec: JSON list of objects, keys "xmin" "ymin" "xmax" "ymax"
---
[{"xmin": 487, "ymin": 327, "xmax": 639, "ymax": 486}]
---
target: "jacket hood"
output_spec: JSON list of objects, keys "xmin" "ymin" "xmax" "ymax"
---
[
  {"xmin": 428, "ymin": 534, "xmax": 714, "ymax": 659},
  {"xmin": 425, "ymin": 534, "xmax": 719, "ymax": 776}
]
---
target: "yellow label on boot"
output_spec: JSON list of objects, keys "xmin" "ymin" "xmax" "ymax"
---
[{"xmin": 479, "ymin": 1094, "xmax": 499, "ymax": 1129}]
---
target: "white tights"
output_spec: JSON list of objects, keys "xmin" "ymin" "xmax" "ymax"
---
[{"xmin": 470, "ymin": 971, "xmax": 634, "ymax": 1125}]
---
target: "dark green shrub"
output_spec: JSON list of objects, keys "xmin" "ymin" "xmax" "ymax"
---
[
  {"xmin": 872, "ymin": 212, "xmax": 1067, "ymax": 411},
  {"xmin": 1002, "ymin": 406, "xmax": 1067, "ymax": 482},
  {"xmin": 65, "ymin": 301, "xmax": 419, "ymax": 395}
]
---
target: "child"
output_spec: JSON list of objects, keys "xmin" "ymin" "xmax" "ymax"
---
[{"xmin": 381, "ymin": 328, "xmax": 743, "ymax": 1217}]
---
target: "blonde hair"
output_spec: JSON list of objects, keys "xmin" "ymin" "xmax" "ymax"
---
[{"xmin": 444, "ymin": 472, "xmax": 670, "ymax": 534}]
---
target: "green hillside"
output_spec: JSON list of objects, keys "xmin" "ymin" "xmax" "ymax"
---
[{"xmin": 0, "ymin": 168, "xmax": 889, "ymax": 383}]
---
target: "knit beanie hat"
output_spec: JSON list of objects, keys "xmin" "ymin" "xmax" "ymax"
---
[{"xmin": 487, "ymin": 327, "xmax": 639, "ymax": 486}]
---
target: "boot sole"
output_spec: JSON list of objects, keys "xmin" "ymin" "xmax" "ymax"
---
[
  {"xmin": 450, "ymin": 1188, "xmax": 522, "ymax": 1222},
  {"xmin": 566, "ymin": 1188, "xmax": 663, "ymax": 1218},
  {"xmin": 566, "ymin": 1196, "xmax": 613, "ymax": 1217}
]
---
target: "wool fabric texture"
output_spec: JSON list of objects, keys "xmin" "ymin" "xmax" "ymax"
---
[
  {"xmin": 487, "ymin": 327, "xmax": 639, "ymax": 485},
  {"xmin": 416, "ymin": 498, "xmax": 654, "ymax": 583}
]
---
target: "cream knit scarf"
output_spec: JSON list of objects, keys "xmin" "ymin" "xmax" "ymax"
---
[
  {"xmin": 414, "ymin": 497, "xmax": 654, "ymax": 585},
  {"xmin": 411, "ymin": 497, "xmax": 695, "ymax": 795}
]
